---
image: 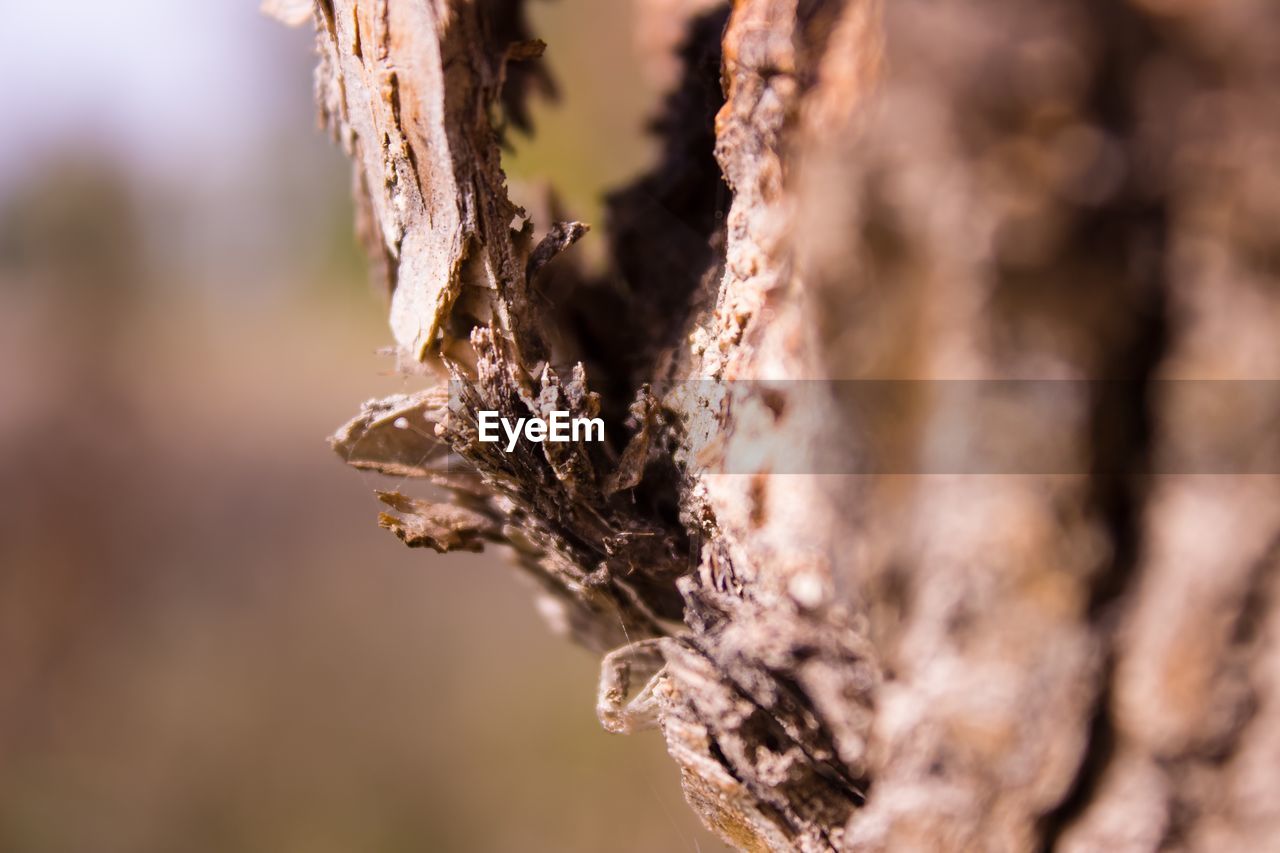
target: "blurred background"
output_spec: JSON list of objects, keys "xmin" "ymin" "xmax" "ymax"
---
[{"xmin": 0, "ymin": 2, "xmax": 717, "ymax": 850}]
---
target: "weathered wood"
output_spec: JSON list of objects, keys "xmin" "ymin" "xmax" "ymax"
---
[{"xmin": 276, "ymin": 0, "xmax": 1280, "ymax": 848}]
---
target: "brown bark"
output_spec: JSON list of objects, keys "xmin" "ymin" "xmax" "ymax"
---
[{"xmin": 275, "ymin": 0, "xmax": 1280, "ymax": 849}]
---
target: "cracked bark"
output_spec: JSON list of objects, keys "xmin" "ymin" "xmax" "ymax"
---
[{"xmin": 275, "ymin": 0, "xmax": 1280, "ymax": 849}]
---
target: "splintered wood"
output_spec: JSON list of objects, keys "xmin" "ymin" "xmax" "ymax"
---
[{"xmin": 280, "ymin": 1, "xmax": 1280, "ymax": 849}]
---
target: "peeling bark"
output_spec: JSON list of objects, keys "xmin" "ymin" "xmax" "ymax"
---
[{"xmin": 275, "ymin": 0, "xmax": 1280, "ymax": 849}]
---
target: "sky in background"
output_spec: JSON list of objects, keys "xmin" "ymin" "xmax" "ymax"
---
[
  {"xmin": 0, "ymin": 0, "xmax": 656, "ymax": 290},
  {"xmin": 0, "ymin": 2, "xmax": 311, "ymax": 188}
]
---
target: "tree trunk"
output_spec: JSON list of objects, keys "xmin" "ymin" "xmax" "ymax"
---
[{"xmin": 275, "ymin": 0, "xmax": 1280, "ymax": 849}]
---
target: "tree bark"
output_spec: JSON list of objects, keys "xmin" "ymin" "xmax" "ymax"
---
[{"xmin": 275, "ymin": 0, "xmax": 1280, "ymax": 849}]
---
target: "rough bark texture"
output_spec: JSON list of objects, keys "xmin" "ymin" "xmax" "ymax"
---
[{"xmin": 276, "ymin": 0, "xmax": 1280, "ymax": 849}]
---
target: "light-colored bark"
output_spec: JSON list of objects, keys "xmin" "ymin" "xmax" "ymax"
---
[{"xmin": 275, "ymin": 0, "xmax": 1280, "ymax": 849}]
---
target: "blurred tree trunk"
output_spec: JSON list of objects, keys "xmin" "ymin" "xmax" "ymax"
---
[{"xmin": 279, "ymin": 0, "xmax": 1280, "ymax": 849}]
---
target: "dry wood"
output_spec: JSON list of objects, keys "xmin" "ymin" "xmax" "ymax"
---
[{"xmin": 274, "ymin": 0, "xmax": 1280, "ymax": 849}]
